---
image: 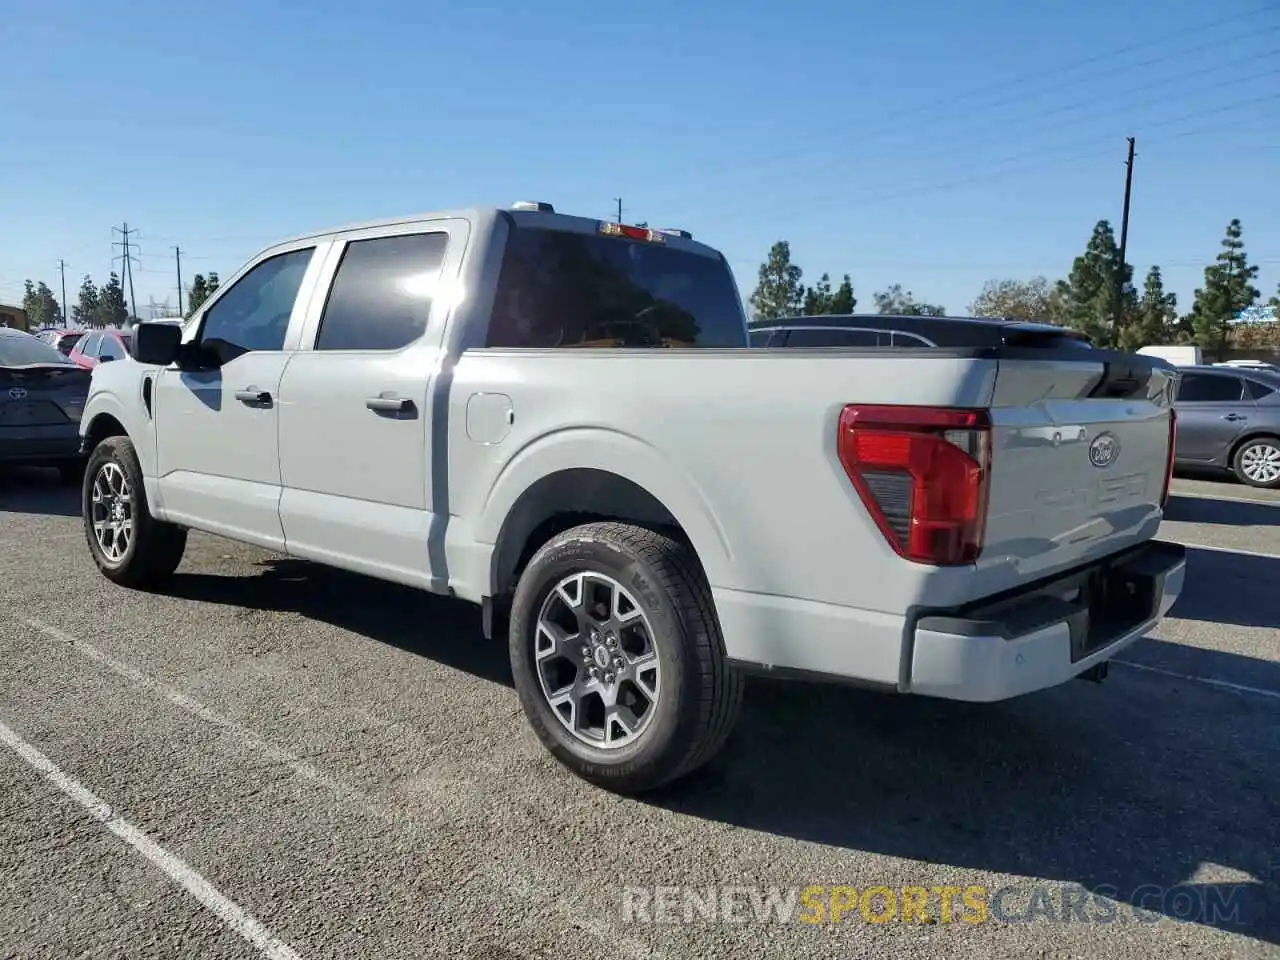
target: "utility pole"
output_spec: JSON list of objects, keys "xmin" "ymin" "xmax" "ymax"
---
[
  {"xmin": 614, "ymin": 198, "xmax": 623, "ymax": 224},
  {"xmin": 174, "ymin": 246, "xmax": 184, "ymax": 317},
  {"xmin": 112, "ymin": 222, "xmax": 141, "ymax": 324},
  {"xmin": 57, "ymin": 259, "xmax": 67, "ymax": 327},
  {"xmin": 1114, "ymin": 137, "xmax": 1136, "ymax": 332}
]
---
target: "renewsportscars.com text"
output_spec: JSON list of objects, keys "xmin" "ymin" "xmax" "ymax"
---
[{"xmin": 620, "ymin": 883, "xmax": 1250, "ymax": 926}]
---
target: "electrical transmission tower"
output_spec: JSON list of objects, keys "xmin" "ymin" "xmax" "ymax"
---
[{"xmin": 112, "ymin": 222, "xmax": 141, "ymax": 323}]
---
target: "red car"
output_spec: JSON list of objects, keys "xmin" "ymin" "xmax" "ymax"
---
[
  {"xmin": 43, "ymin": 329, "xmax": 85, "ymax": 356},
  {"xmin": 68, "ymin": 329, "xmax": 134, "ymax": 369}
]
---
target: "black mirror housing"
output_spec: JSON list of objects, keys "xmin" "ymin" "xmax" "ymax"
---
[{"xmin": 133, "ymin": 321, "xmax": 183, "ymax": 366}]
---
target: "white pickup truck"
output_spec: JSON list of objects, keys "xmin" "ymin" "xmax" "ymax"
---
[{"xmin": 78, "ymin": 202, "xmax": 1186, "ymax": 794}]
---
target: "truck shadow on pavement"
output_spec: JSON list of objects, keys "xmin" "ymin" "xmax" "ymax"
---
[
  {"xmin": 1164, "ymin": 494, "xmax": 1280, "ymax": 527},
  {"xmin": 160, "ymin": 553, "xmax": 1278, "ymax": 946},
  {"xmin": 1167, "ymin": 546, "xmax": 1280, "ymax": 631},
  {"xmin": 0, "ymin": 468, "xmax": 80, "ymax": 518}
]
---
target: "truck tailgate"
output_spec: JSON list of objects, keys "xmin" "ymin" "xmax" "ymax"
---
[{"xmin": 980, "ymin": 353, "xmax": 1177, "ymax": 587}]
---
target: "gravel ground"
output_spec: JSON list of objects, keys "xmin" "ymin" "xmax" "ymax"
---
[{"xmin": 0, "ymin": 466, "xmax": 1276, "ymax": 960}]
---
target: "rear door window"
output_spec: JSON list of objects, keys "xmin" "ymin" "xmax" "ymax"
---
[
  {"xmin": 486, "ymin": 226, "xmax": 746, "ymax": 348},
  {"xmin": 1176, "ymin": 373, "xmax": 1245, "ymax": 403},
  {"xmin": 78, "ymin": 333, "xmax": 102, "ymax": 358},
  {"xmin": 316, "ymin": 232, "xmax": 449, "ymax": 351}
]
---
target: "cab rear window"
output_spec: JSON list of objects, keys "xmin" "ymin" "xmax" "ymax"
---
[{"xmin": 486, "ymin": 226, "xmax": 747, "ymax": 348}]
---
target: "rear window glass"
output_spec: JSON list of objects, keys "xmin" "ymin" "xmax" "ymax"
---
[
  {"xmin": 1176, "ymin": 373, "xmax": 1244, "ymax": 403},
  {"xmin": 0, "ymin": 333, "xmax": 76, "ymax": 366},
  {"xmin": 486, "ymin": 226, "xmax": 746, "ymax": 348},
  {"xmin": 783, "ymin": 327, "xmax": 885, "ymax": 347}
]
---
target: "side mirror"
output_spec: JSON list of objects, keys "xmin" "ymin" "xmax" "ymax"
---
[
  {"xmin": 98, "ymin": 355, "xmax": 115, "ymax": 363},
  {"xmin": 133, "ymin": 321, "xmax": 183, "ymax": 366}
]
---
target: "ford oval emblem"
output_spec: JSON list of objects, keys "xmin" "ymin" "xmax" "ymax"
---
[{"xmin": 1089, "ymin": 431, "xmax": 1120, "ymax": 468}]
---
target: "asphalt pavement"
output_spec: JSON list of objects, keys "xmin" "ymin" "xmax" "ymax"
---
[{"xmin": 0, "ymin": 466, "xmax": 1276, "ymax": 960}]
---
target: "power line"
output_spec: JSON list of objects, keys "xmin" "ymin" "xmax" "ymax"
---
[
  {"xmin": 57, "ymin": 259, "xmax": 67, "ymax": 326},
  {"xmin": 174, "ymin": 246, "xmax": 184, "ymax": 317},
  {"xmin": 705, "ymin": 94, "xmax": 1280, "ymax": 229},
  {"xmin": 111, "ymin": 223, "xmax": 141, "ymax": 322},
  {"xmin": 727, "ymin": 47, "xmax": 1279, "ymax": 187},
  {"xmin": 728, "ymin": 10, "xmax": 1279, "ymax": 179},
  {"xmin": 1116, "ymin": 137, "xmax": 1137, "ymax": 330}
]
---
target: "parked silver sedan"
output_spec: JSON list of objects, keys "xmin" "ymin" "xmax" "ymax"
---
[
  {"xmin": 1173, "ymin": 364, "xmax": 1280, "ymax": 488},
  {"xmin": 0, "ymin": 328, "xmax": 91, "ymax": 482}
]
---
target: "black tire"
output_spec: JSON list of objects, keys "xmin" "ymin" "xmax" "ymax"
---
[
  {"xmin": 508, "ymin": 521, "xmax": 743, "ymax": 794},
  {"xmin": 1231, "ymin": 436, "xmax": 1280, "ymax": 489},
  {"xmin": 83, "ymin": 436, "xmax": 188, "ymax": 588},
  {"xmin": 56, "ymin": 459, "xmax": 86, "ymax": 485}
]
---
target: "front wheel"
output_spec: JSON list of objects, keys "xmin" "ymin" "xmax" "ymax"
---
[
  {"xmin": 83, "ymin": 436, "xmax": 188, "ymax": 588},
  {"xmin": 1232, "ymin": 436, "xmax": 1280, "ymax": 489},
  {"xmin": 508, "ymin": 521, "xmax": 743, "ymax": 794}
]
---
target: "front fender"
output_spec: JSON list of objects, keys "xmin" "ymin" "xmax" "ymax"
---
[
  {"xmin": 81, "ymin": 362, "xmax": 157, "ymax": 476},
  {"xmin": 475, "ymin": 426, "xmax": 736, "ymax": 588}
]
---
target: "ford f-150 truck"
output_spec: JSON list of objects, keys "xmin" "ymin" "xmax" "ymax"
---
[{"xmin": 77, "ymin": 202, "xmax": 1186, "ymax": 794}]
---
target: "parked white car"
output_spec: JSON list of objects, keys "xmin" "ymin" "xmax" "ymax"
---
[{"xmin": 77, "ymin": 202, "xmax": 1187, "ymax": 793}]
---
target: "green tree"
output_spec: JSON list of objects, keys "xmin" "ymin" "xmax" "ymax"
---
[
  {"xmin": 873, "ymin": 283, "xmax": 945, "ymax": 316},
  {"xmin": 749, "ymin": 242, "xmax": 804, "ymax": 321},
  {"xmin": 1268, "ymin": 282, "xmax": 1280, "ymax": 320},
  {"xmin": 22, "ymin": 279, "xmax": 62, "ymax": 328},
  {"xmin": 802, "ymin": 273, "xmax": 833, "ymax": 314},
  {"xmin": 97, "ymin": 273, "xmax": 129, "ymax": 328},
  {"xmin": 1119, "ymin": 266, "xmax": 1178, "ymax": 352},
  {"xmin": 186, "ymin": 271, "xmax": 221, "ymax": 318},
  {"xmin": 72, "ymin": 275, "xmax": 100, "ymax": 328},
  {"xmin": 800, "ymin": 272, "xmax": 856, "ymax": 315},
  {"xmin": 1188, "ymin": 219, "xmax": 1261, "ymax": 361},
  {"xmin": 829, "ymin": 274, "xmax": 856, "ymax": 314},
  {"xmin": 1055, "ymin": 219, "xmax": 1137, "ymax": 348},
  {"xmin": 969, "ymin": 276, "xmax": 1064, "ymax": 323}
]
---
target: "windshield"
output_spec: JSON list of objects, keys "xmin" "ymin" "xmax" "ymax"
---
[
  {"xmin": 486, "ymin": 226, "xmax": 747, "ymax": 348},
  {"xmin": 0, "ymin": 333, "xmax": 76, "ymax": 367}
]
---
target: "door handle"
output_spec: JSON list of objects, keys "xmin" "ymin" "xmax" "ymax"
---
[
  {"xmin": 235, "ymin": 388, "xmax": 272, "ymax": 406},
  {"xmin": 365, "ymin": 395, "xmax": 414, "ymax": 414},
  {"xmin": 1222, "ymin": 413, "xmax": 1247, "ymax": 422}
]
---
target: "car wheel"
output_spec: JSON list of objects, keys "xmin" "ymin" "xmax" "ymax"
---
[
  {"xmin": 508, "ymin": 521, "xmax": 743, "ymax": 794},
  {"xmin": 1232, "ymin": 436, "xmax": 1280, "ymax": 489},
  {"xmin": 83, "ymin": 436, "xmax": 188, "ymax": 588}
]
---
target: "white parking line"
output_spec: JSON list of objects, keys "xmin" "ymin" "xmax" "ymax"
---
[
  {"xmin": 1175, "ymin": 541, "xmax": 1280, "ymax": 561},
  {"xmin": 0, "ymin": 717, "xmax": 304, "ymax": 960},
  {"xmin": 17, "ymin": 614, "xmax": 666, "ymax": 960},
  {"xmin": 1112, "ymin": 660, "xmax": 1280, "ymax": 702},
  {"xmin": 20, "ymin": 616, "xmax": 369, "ymax": 805},
  {"xmin": 1169, "ymin": 489, "xmax": 1280, "ymax": 508}
]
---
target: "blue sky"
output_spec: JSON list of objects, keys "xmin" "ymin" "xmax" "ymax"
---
[{"xmin": 2, "ymin": 0, "xmax": 1277, "ymax": 319}]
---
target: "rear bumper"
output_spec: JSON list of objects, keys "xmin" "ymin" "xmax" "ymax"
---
[
  {"xmin": 717, "ymin": 539, "xmax": 1186, "ymax": 702},
  {"xmin": 0, "ymin": 426, "xmax": 84, "ymax": 464},
  {"xmin": 907, "ymin": 539, "xmax": 1186, "ymax": 701}
]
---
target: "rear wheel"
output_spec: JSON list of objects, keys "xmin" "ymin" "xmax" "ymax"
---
[
  {"xmin": 83, "ymin": 436, "xmax": 188, "ymax": 587},
  {"xmin": 508, "ymin": 521, "xmax": 743, "ymax": 794},
  {"xmin": 1232, "ymin": 436, "xmax": 1280, "ymax": 489}
]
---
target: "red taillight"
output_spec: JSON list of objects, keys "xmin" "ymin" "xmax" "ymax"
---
[
  {"xmin": 599, "ymin": 221, "xmax": 667, "ymax": 244},
  {"xmin": 837, "ymin": 404, "xmax": 992, "ymax": 566},
  {"xmin": 1161, "ymin": 408, "xmax": 1177, "ymax": 508}
]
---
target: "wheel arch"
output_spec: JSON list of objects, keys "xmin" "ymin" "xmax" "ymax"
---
[{"xmin": 490, "ymin": 467, "xmax": 708, "ymax": 603}]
